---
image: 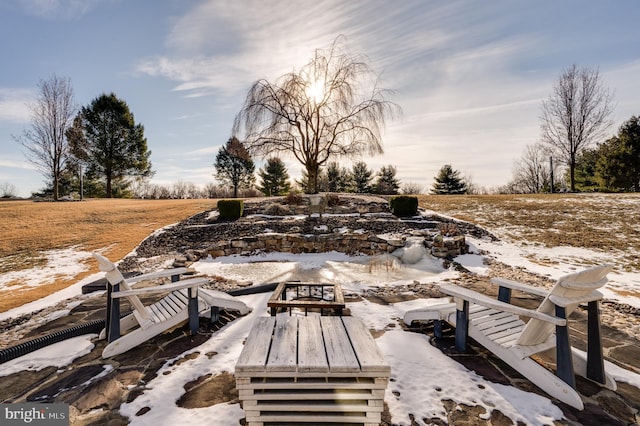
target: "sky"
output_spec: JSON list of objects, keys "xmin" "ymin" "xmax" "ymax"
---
[{"xmin": 1, "ymin": 0, "xmax": 640, "ymax": 197}]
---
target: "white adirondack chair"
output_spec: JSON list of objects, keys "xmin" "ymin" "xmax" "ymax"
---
[
  {"xmin": 404, "ymin": 264, "xmax": 616, "ymax": 409},
  {"xmin": 94, "ymin": 253, "xmax": 251, "ymax": 358}
]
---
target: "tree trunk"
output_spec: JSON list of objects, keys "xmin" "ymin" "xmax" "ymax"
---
[
  {"xmin": 53, "ymin": 176, "xmax": 59, "ymax": 201},
  {"xmin": 306, "ymin": 163, "xmax": 320, "ymax": 194},
  {"xmin": 570, "ymin": 155, "xmax": 576, "ymax": 192},
  {"xmin": 106, "ymin": 176, "xmax": 112, "ymax": 198}
]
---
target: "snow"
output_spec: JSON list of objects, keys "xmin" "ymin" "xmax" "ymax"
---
[
  {"xmin": 1, "ymin": 210, "xmax": 640, "ymax": 424},
  {"xmin": 0, "ymin": 247, "xmax": 93, "ymax": 292},
  {"xmin": 467, "ymin": 236, "xmax": 640, "ymax": 308},
  {"xmin": 0, "ymin": 334, "xmax": 98, "ymax": 377}
]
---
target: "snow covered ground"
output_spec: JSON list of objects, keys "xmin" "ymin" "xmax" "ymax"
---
[{"xmin": 1, "ymin": 212, "xmax": 640, "ymax": 425}]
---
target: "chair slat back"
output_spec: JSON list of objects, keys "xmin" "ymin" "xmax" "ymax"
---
[
  {"xmin": 93, "ymin": 253, "xmax": 151, "ymax": 322},
  {"xmin": 516, "ymin": 264, "xmax": 612, "ymax": 346}
]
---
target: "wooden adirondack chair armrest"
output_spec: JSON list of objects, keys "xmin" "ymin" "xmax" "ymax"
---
[
  {"xmin": 439, "ymin": 283, "xmax": 566, "ymax": 326},
  {"xmin": 549, "ymin": 290, "xmax": 603, "ymax": 307},
  {"xmin": 124, "ymin": 267, "xmax": 191, "ymax": 287},
  {"xmin": 112, "ymin": 277, "xmax": 209, "ymax": 299},
  {"xmin": 490, "ymin": 277, "xmax": 549, "ymax": 298}
]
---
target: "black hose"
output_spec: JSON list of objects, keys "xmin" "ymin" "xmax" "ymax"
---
[
  {"xmin": 227, "ymin": 282, "xmax": 278, "ymax": 296},
  {"xmin": 0, "ymin": 282, "xmax": 278, "ymax": 365},
  {"xmin": 0, "ymin": 318, "xmax": 105, "ymax": 364}
]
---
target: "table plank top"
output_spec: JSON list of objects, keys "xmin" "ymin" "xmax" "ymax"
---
[
  {"xmin": 267, "ymin": 316, "xmax": 298, "ymax": 371},
  {"xmin": 297, "ymin": 316, "xmax": 330, "ymax": 373},
  {"xmin": 236, "ymin": 315, "xmax": 390, "ymax": 375},
  {"xmin": 235, "ymin": 316, "xmax": 275, "ymax": 372},
  {"xmin": 321, "ymin": 316, "xmax": 360, "ymax": 373}
]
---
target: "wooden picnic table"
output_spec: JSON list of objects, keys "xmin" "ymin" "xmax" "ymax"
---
[
  {"xmin": 235, "ymin": 315, "xmax": 390, "ymax": 425},
  {"xmin": 267, "ymin": 282, "xmax": 345, "ymax": 316}
]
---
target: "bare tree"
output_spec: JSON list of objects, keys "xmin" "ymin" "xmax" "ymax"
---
[
  {"xmin": 203, "ymin": 183, "xmax": 232, "ymax": 199},
  {"xmin": 462, "ymin": 173, "xmax": 478, "ymax": 195},
  {"xmin": 13, "ymin": 75, "xmax": 76, "ymax": 200},
  {"xmin": 171, "ymin": 181, "xmax": 201, "ymax": 199},
  {"xmin": 0, "ymin": 182, "xmax": 18, "ymax": 198},
  {"xmin": 401, "ymin": 182, "xmax": 423, "ymax": 195},
  {"xmin": 232, "ymin": 36, "xmax": 400, "ymax": 193},
  {"xmin": 539, "ymin": 64, "xmax": 614, "ymax": 191},
  {"xmin": 510, "ymin": 143, "xmax": 556, "ymax": 193}
]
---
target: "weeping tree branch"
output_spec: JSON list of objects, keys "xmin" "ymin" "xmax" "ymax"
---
[{"xmin": 232, "ymin": 36, "xmax": 401, "ymax": 193}]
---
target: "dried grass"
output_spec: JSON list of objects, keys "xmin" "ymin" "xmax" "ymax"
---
[
  {"xmin": 419, "ymin": 193, "xmax": 640, "ymax": 270},
  {"xmin": 0, "ymin": 198, "xmax": 214, "ymax": 312}
]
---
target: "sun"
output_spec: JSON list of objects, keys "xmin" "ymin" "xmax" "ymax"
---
[{"xmin": 305, "ymin": 79, "xmax": 325, "ymax": 104}]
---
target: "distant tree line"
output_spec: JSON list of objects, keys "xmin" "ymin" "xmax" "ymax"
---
[
  {"xmin": 19, "ymin": 59, "xmax": 630, "ymax": 200},
  {"xmin": 212, "ymin": 139, "xmax": 409, "ymax": 197}
]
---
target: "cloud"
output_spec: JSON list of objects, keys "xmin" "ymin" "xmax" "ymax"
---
[
  {"xmin": 0, "ymin": 88, "xmax": 33, "ymax": 123},
  {"xmin": 0, "ymin": 158, "xmax": 36, "ymax": 171},
  {"xmin": 135, "ymin": 0, "xmax": 363, "ymax": 97},
  {"xmin": 18, "ymin": 0, "xmax": 105, "ymax": 19},
  {"xmin": 136, "ymin": 55, "xmax": 254, "ymax": 98}
]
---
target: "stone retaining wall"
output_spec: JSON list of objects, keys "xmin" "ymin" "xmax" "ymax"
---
[
  {"xmin": 207, "ymin": 232, "xmax": 407, "ymax": 258},
  {"xmin": 205, "ymin": 231, "xmax": 467, "ymax": 260}
]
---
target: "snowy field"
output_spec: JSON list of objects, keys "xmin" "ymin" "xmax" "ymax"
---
[{"xmin": 1, "ymin": 207, "xmax": 640, "ymax": 425}]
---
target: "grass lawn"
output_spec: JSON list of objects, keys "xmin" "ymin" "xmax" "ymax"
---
[{"xmin": 0, "ymin": 198, "xmax": 214, "ymax": 311}]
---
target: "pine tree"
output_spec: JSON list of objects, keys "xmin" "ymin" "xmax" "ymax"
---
[
  {"xmin": 352, "ymin": 161, "xmax": 374, "ymax": 193},
  {"xmin": 596, "ymin": 116, "xmax": 640, "ymax": 192},
  {"xmin": 214, "ymin": 137, "xmax": 255, "ymax": 197},
  {"xmin": 258, "ymin": 157, "xmax": 291, "ymax": 196},
  {"xmin": 374, "ymin": 165, "xmax": 400, "ymax": 195},
  {"xmin": 326, "ymin": 162, "xmax": 353, "ymax": 192},
  {"xmin": 431, "ymin": 164, "xmax": 467, "ymax": 194},
  {"xmin": 68, "ymin": 93, "xmax": 152, "ymax": 198}
]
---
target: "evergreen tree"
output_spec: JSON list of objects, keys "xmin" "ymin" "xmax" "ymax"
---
[
  {"xmin": 214, "ymin": 137, "xmax": 255, "ymax": 198},
  {"xmin": 258, "ymin": 157, "xmax": 291, "ymax": 196},
  {"xmin": 351, "ymin": 161, "xmax": 374, "ymax": 193},
  {"xmin": 326, "ymin": 162, "xmax": 353, "ymax": 192},
  {"xmin": 431, "ymin": 164, "xmax": 467, "ymax": 194},
  {"xmin": 597, "ymin": 116, "xmax": 640, "ymax": 192},
  {"xmin": 374, "ymin": 165, "xmax": 400, "ymax": 195},
  {"xmin": 572, "ymin": 148, "xmax": 600, "ymax": 192},
  {"xmin": 68, "ymin": 93, "xmax": 152, "ymax": 198}
]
